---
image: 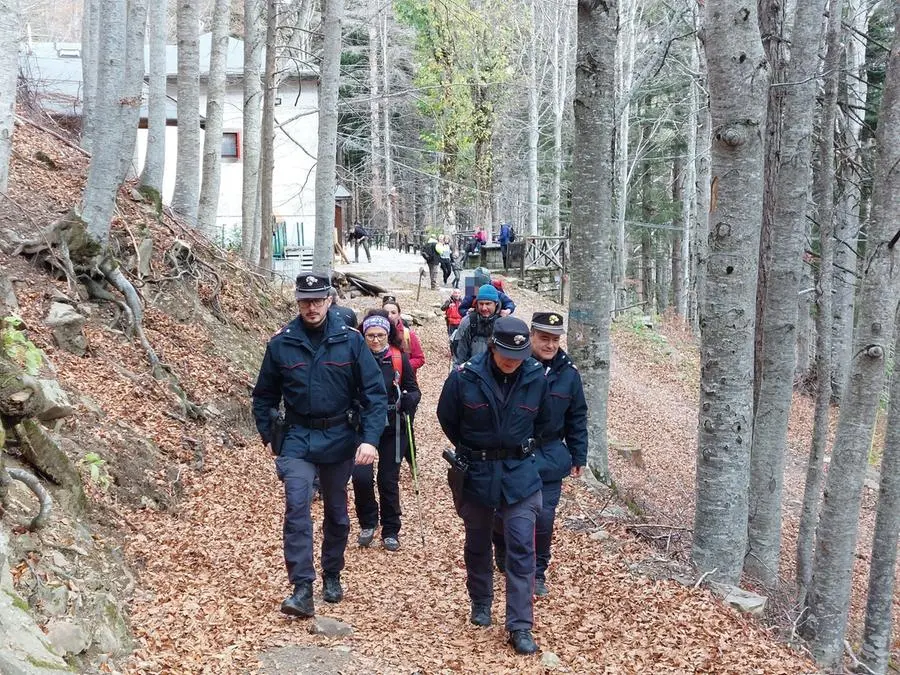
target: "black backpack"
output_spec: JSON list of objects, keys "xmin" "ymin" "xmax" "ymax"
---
[{"xmin": 507, "ymin": 226, "xmax": 517, "ymax": 243}]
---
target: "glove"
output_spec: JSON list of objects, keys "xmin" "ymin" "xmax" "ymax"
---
[{"xmin": 397, "ymin": 392, "xmax": 414, "ymax": 414}]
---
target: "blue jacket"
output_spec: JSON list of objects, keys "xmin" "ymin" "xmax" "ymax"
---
[
  {"xmin": 459, "ymin": 291, "xmax": 516, "ymax": 315},
  {"xmin": 498, "ymin": 223, "xmax": 512, "ymax": 245},
  {"xmin": 252, "ymin": 312, "xmax": 388, "ymax": 463},
  {"xmin": 534, "ymin": 349, "xmax": 588, "ymax": 482},
  {"xmin": 437, "ymin": 351, "xmax": 551, "ymax": 508}
]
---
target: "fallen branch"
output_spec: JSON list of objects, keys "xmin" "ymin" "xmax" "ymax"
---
[
  {"xmin": 693, "ymin": 568, "xmax": 718, "ymax": 589},
  {"xmin": 843, "ymin": 639, "xmax": 877, "ymax": 675},
  {"xmin": 627, "ymin": 523, "xmax": 693, "ymax": 532},
  {"xmin": 6, "ymin": 468, "xmax": 53, "ymax": 530},
  {"xmin": 14, "ymin": 114, "xmax": 91, "ymax": 158}
]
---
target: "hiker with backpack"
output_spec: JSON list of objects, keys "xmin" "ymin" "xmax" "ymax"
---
[
  {"xmin": 459, "ymin": 268, "xmax": 516, "ymax": 316},
  {"xmin": 351, "ymin": 310, "xmax": 421, "ymax": 552},
  {"xmin": 382, "ymin": 296, "xmax": 426, "ymax": 372},
  {"xmin": 421, "ymin": 236, "xmax": 440, "ymax": 290},
  {"xmin": 348, "ymin": 221, "xmax": 372, "ymax": 264},
  {"xmin": 441, "ymin": 289, "xmax": 464, "ymax": 337},
  {"xmin": 452, "ymin": 284, "xmax": 502, "ymax": 367}
]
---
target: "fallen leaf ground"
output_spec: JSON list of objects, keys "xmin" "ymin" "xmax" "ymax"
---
[{"xmin": 120, "ymin": 288, "xmax": 819, "ymax": 674}]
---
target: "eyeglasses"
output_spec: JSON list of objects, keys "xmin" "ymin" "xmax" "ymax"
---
[
  {"xmin": 365, "ymin": 332, "xmax": 388, "ymax": 341},
  {"xmin": 298, "ymin": 298, "xmax": 328, "ymax": 307}
]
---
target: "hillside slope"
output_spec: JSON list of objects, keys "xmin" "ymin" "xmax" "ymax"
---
[{"xmin": 0, "ymin": 119, "xmax": 820, "ymax": 673}]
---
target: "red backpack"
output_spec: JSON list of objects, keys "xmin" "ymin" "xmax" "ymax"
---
[{"xmin": 445, "ymin": 300, "xmax": 462, "ymax": 327}]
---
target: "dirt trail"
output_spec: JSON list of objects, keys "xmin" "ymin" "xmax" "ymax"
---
[{"xmin": 124, "ymin": 288, "xmax": 817, "ymax": 674}]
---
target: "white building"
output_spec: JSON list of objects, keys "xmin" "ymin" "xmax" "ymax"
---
[{"xmin": 20, "ymin": 35, "xmax": 321, "ymax": 250}]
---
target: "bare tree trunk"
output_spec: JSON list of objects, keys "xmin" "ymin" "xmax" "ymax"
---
[
  {"xmin": 570, "ymin": 0, "xmax": 617, "ymax": 483},
  {"xmin": 830, "ymin": 0, "xmax": 869, "ymax": 403},
  {"xmin": 382, "ymin": 8, "xmax": 395, "ymax": 234},
  {"xmin": 368, "ymin": 10, "xmax": 384, "ymax": 230},
  {"xmin": 550, "ymin": 0, "xmax": 570, "ymax": 237},
  {"xmin": 172, "ymin": 0, "xmax": 201, "ymax": 226},
  {"xmin": 241, "ymin": 0, "xmax": 263, "ymax": 260},
  {"xmin": 526, "ymin": 0, "xmax": 539, "ymax": 236},
  {"xmin": 691, "ymin": 24, "xmax": 709, "ymax": 332},
  {"xmin": 80, "ymin": 0, "xmax": 99, "ymax": 152},
  {"xmin": 671, "ymin": 156, "xmax": 684, "ymax": 315},
  {"xmin": 692, "ymin": 0, "xmax": 767, "ymax": 586},
  {"xmin": 640, "ymin": 152, "xmax": 653, "ymax": 313},
  {"xmin": 0, "ymin": 0, "xmax": 20, "ymax": 194},
  {"xmin": 118, "ymin": 0, "xmax": 148, "ymax": 182},
  {"xmin": 258, "ymin": 0, "xmax": 276, "ymax": 270},
  {"xmin": 795, "ymin": 249, "xmax": 814, "ymax": 380},
  {"xmin": 139, "ymin": 0, "xmax": 168, "ymax": 199},
  {"xmin": 804, "ymin": 7, "xmax": 900, "ymax": 668},
  {"xmin": 746, "ymin": 0, "xmax": 826, "ymax": 587},
  {"xmin": 82, "ymin": 0, "xmax": 126, "ymax": 245},
  {"xmin": 197, "ymin": 0, "xmax": 231, "ymax": 240},
  {"xmin": 614, "ymin": 0, "xmax": 636, "ymax": 311},
  {"xmin": 312, "ymin": 0, "xmax": 342, "ymax": 274}
]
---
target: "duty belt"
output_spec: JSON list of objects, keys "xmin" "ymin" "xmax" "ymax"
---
[
  {"xmin": 457, "ymin": 441, "xmax": 534, "ymax": 462},
  {"xmin": 286, "ymin": 411, "xmax": 349, "ymax": 430}
]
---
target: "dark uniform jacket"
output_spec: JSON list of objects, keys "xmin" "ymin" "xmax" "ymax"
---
[
  {"xmin": 535, "ymin": 349, "xmax": 588, "ymax": 482},
  {"xmin": 437, "ymin": 351, "xmax": 551, "ymax": 508},
  {"xmin": 252, "ymin": 314, "xmax": 388, "ymax": 463}
]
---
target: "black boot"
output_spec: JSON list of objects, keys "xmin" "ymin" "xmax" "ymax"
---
[
  {"xmin": 508, "ymin": 629, "xmax": 539, "ymax": 655},
  {"xmin": 280, "ymin": 582, "xmax": 314, "ymax": 618},
  {"xmin": 322, "ymin": 574, "xmax": 343, "ymax": 603},
  {"xmin": 470, "ymin": 601, "xmax": 492, "ymax": 627}
]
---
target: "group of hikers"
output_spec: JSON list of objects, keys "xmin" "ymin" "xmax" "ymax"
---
[{"xmin": 251, "ymin": 268, "xmax": 586, "ymax": 656}]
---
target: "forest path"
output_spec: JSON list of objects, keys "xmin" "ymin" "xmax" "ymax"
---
[{"xmin": 124, "ymin": 288, "xmax": 816, "ymax": 674}]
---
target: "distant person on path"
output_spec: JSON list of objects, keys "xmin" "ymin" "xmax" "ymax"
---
[
  {"xmin": 498, "ymin": 223, "xmax": 514, "ymax": 268},
  {"xmin": 492, "ymin": 312, "xmax": 587, "ymax": 598},
  {"xmin": 252, "ymin": 273, "xmax": 387, "ymax": 619},
  {"xmin": 441, "ymin": 288, "xmax": 464, "ymax": 338},
  {"xmin": 452, "ymin": 284, "xmax": 501, "ymax": 366},
  {"xmin": 327, "ymin": 288, "xmax": 358, "ymax": 330},
  {"xmin": 351, "ymin": 311, "xmax": 421, "ymax": 552},
  {"xmin": 474, "ymin": 226, "xmax": 487, "ymax": 248},
  {"xmin": 459, "ymin": 268, "xmax": 515, "ymax": 316},
  {"xmin": 349, "ymin": 221, "xmax": 372, "ymax": 263},
  {"xmin": 421, "ymin": 236, "xmax": 440, "ymax": 290},
  {"xmin": 437, "ymin": 316, "xmax": 551, "ymax": 655},
  {"xmin": 382, "ymin": 296, "xmax": 426, "ymax": 372},
  {"xmin": 437, "ymin": 234, "xmax": 454, "ymax": 285}
]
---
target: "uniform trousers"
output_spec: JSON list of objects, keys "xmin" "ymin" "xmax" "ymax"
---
[
  {"xmin": 351, "ymin": 429, "xmax": 405, "ymax": 539},
  {"xmin": 275, "ymin": 455, "xmax": 354, "ymax": 585},
  {"xmin": 493, "ymin": 479, "xmax": 563, "ymax": 582},
  {"xmin": 460, "ymin": 489, "xmax": 541, "ymax": 631}
]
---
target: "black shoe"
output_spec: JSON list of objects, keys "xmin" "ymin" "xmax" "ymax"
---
[
  {"xmin": 494, "ymin": 547, "xmax": 506, "ymax": 574},
  {"xmin": 534, "ymin": 578, "xmax": 548, "ymax": 597},
  {"xmin": 508, "ymin": 629, "xmax": 539, "ymax": 654},
  {"xmin": 280, "ymin": 583, "xmax": 314, "ymax": 618},
  {"xmin": 322, "ymin": 574, "xmax": 343, "ymax": 603},
  {"xmin": 470, "ymin": 601, "xmax": 492, "ymax": 627}
]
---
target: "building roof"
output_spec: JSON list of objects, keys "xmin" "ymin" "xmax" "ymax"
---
[
  {"xmin": 160, "ymin": 33, "xmax": 318, "ymax": 80},
  {"xmin": 19, "ymin": 42, "xmax": 180, "ymax": 120},
  {"xmin": 19, "ymin": 34, "xmax": 318, "ymax": 119}
]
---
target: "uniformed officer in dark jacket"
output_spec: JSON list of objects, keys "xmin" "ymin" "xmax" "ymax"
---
[
  {"xmin": 252, "ymin": 273, "xmax": 388, "ymax": 618},
  {"xmin": 493, "ymin": 312, "xmax": 587, "ymax": 597},
  {"xmin": 437, "ymin": 316, "xmax": 551, "ymax": 655}
]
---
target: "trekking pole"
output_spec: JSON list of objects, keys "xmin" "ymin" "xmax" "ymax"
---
[
  {"xmin": 405, "ymin": 412, "xmax": 426, "ymax": 546},
  {"xmin": 394, "ymin": 373, "xmax": 402, "ymax": 464}
]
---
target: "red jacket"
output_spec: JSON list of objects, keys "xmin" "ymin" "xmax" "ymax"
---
[{"xmin": 395, "ymin": 319, "xmax": 426, "ymax": 372}]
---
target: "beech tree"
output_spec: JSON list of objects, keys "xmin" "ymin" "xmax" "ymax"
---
[
  {"xmin": 796, "ymin": 0, "xmax": 842, "ymax": 598},
  {"xmin": 139, "ymin": 0, "xmax": 168, "ymax": 202},
  {"xmin": 804, "ymin": 6, "xmax": 900, "ymax": 668},
  {"xmin": 746, "ymin": 0, "xmax": 826, "ymax": 587},
  {"xmin": 171, "ymin": 0, "xmax": 201, "ymax": 226},
  {"xmin": 568, "ymin": 0, "xmax": 617, "ymax": 482},
  {"xmin": 0, "ymin": 0, "xmax": 19, "ymax": 194},
  {"xmin": 258, "ymin": 0, "xmax": 277, "ymax": 269},
  {"xmin": 197, "ymin": 0, "xmax": 231, "ymax": 240},
  {"xmin": 80, "ymin": 0, "xmax": 99, "ymax": 152},
  {"xmin": 312, "ymin": 0, "xmax": 342, "ymax": 273},
  {"xmin": 241, "ymin": 0, "xmax": 263, "ymax": 261},
  {"xmin": 692, "ymin": 0, "xmax": 766, "ymax": 585}
]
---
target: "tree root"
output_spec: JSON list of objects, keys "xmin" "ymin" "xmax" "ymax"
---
[{"xmin": 5, "ymin": 468, "xmax": 52, "ymax": 531}]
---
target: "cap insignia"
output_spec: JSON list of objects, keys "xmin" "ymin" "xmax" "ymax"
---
[{"xmin": 513, "ymin": 334, "xmax": 526, "ymax": 345}]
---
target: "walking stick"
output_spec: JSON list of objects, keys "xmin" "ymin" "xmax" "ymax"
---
[
  {"xmin": 405, "ymin": 412, "xmax": 426, "ymax": 546},
  {"xmin": 416, "ymin": 267, "xmax": 425, "ymax": 301},
  {"xmin": 394, "ymin": 374, "xmax": 402, "ymax": 464}
]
